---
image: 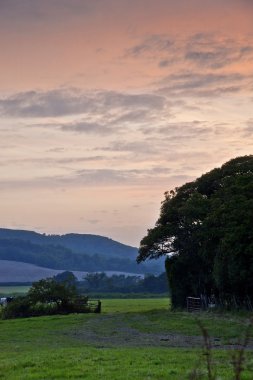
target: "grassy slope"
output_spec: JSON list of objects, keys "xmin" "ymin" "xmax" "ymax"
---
[{"xmin": 0, "ymin": 299, "xmax": 253, "ymax": 380}]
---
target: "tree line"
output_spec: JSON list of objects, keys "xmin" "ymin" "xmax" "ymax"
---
[{"xmin": 78, "ymin": 271, "xmax": 168, "ymax": 294}]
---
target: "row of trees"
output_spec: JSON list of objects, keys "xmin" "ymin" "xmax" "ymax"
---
[
  {"xmin": 79, "ymin": 272, "xmax": 168, "ymax": 294},
  {"xmin": 137, "ymin": 156, "xmax": 253, "ymax": 308}
]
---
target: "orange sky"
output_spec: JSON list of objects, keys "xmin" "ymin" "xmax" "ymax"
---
[{"xmin": 0, "ymin": 0, "xmax": 252, "ymax": 245}]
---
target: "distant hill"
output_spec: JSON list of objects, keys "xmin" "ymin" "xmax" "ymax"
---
[
  {"xmin": 0, "ymin": 260, "xmax": 144, "ymax": 283},
  {"xmin": 0, "ymin": 228, "xmax": 138, "ymax": 258},
  {"xmin": 0, "ymin": 228, "xmax": 164, "ymax": 274}
]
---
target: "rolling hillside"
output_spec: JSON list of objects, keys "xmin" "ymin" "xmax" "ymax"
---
[
  {"xmin": 0, "ymin": 228, "xmax": 138, "ymax": 258},
  {"xmin": 0, "ymin": 228, "xmax": 164, "ymax": 275}
]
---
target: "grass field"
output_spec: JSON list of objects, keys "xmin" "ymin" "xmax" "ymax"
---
[
  {"xmin": 0, "ymin": 299, "xmax": 253, "ymax": 379},
  {"xmin": 0, "ymin": 286, "xmax": 31, "ymax": 296},
  {"xmin": 0, "ymin": 287, "xmax": 168, "ymax": 299}
]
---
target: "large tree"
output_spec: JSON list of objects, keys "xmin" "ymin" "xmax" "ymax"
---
[{"xmin": 137, "ymin": 156, "xmax": 253, "ymax": 307}]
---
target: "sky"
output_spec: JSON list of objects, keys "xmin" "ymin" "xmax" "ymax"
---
[{"xmin": 0, "ymin": 0, "xmax": 252, "ymax": 246}]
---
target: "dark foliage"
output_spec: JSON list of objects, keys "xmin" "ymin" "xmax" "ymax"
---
[
  {"xmin": 53, "ymin": 271, "xmax": 78, "ymax": 285},
  {"xmin": 2, "ymin": 296, "xmax": 32, "ymax": 319},
  {"xmin": 1, "ymin": 277, "xmax": 89, "ymax": 319},
  {"xmin": 78, "ymin": 272, "xmax": 169, "ymax": 294},
  {"xmin": 137, "ymin": 155, "xmax": 253, "ymax": 308}
]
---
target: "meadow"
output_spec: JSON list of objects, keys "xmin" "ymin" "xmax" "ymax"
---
[
  {"xmin": 0, "ymin": 286, "xmax": 31, "ymax": 296},
  {"xmin": 0, "ymin": 298, "xmax": 253, "ymax": 379}
]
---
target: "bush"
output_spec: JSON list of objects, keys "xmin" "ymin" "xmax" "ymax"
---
[
  {"xmin": 30, "ymin": 301, "xmax": 59, "ymax": 316},
  {"xmin": 1, "ymin": 296, "xmax": 31, "ymax": 319},
  {"xmin": 1, "ymin": 295, "xmax": 92, "ymax": 319},
  {"xmin": 1, "ymin": 277, "xmax": 91, "ymax": 319}
]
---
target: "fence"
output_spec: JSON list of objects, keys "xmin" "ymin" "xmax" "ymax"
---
[
  {"xmin": 187, "ymin": 297, "xmax": 202, "ymax": 312},
  {"xmin": 187, "ymin": 294, "xmax": 253, "ymax": 312},
  {"xmin": 87, "ymin": 299, "xmax": 101, "ymax": 313}
]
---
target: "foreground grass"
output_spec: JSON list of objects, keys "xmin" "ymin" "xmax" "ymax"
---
[
  {"xmin": 2, "ymin": 346, "xmax": 253, "ymax": 380},
  {"xmin": 0, "ymin": 299, "xmax": 252, "ymax": 379}
]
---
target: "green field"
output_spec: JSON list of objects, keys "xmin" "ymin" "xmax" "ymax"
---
[
  {"xmin": 0, "ymin": 286, "xmax": 31, "ymax": 296},
  {"xmin": 0, "ymin": 299, "xmax": 253, "ymax": 379},
  {"xmin": 0, "ymin": 287, "xmax": 168, "ymax": 299}
]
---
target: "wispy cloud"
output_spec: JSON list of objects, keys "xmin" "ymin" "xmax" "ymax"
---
[
  {"xmin": 0, "ymin": 167, "xmax": 192, "ymax": 189},
  {"xmin": 0, "ymin": 155, "xmax": 105, "ymax": 167},
  {"xmin": 157, "ymin": 72, "xmax": 250, "ymax": 97},
  {"xmin": 0, "ymin": 89, "xmax": 95, "ymax": 117},
  {"xmin": 126, "ymin": 35, "xmax": 174, "ymax": 57},
  {"xmin": 0, "ymin": 89, "xmax": 166, "ymax": 118},
  {"xmin": 142, "ymin": 121, "xmax": 213, "ymax": 139},
  {"xmin": 126, "ymin": 32, "xmax": 253, "ymax": 78},
  {"xmin": 60, "ymin": 121, "xmax": 114, "ymax": 135},
  {"xmin": 98, "ymin": 140, "xmax": 157, "ymax": 155},
  {"xmin": 185, "ymin": 33, "xmax": 253, "ymax": 69}
]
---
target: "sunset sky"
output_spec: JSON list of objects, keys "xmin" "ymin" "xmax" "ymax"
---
[{"xmin": 0, "ymin": 0, "xmax": 252, "ymax": 246}]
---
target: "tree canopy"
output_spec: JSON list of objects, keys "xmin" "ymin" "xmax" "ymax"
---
[
  {"xmin": 27, "ymin": 277, "xmax": 78, "ymax": 309},
  {"xmin": 137, "ymin": 155, "xmax": 253, "ymax": 307}
]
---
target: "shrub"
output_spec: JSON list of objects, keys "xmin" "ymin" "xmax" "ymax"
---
[
  {"xmin": 1, "ymin": 296, "xmax": 31, "ymax": 319},
  {"xmin": 1, "ymin": 278, "xmax": 91, "ymax": 319}
]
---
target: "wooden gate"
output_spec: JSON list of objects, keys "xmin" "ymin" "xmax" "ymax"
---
[{"xmin": 187, "ymin": 297, "xmax": 201, "ymax": 312}]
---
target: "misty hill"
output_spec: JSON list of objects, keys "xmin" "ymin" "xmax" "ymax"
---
[
  {"xmin": 0, "ymin": 228, "xmax": 164, "ymax": 274},
  {"xmin": 0, "ymin": 260, "xmax": 69, "ymax": 283},
  {"xmin": 0, "ymin": 260, "xmax": 143, "ymax": 284}
]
